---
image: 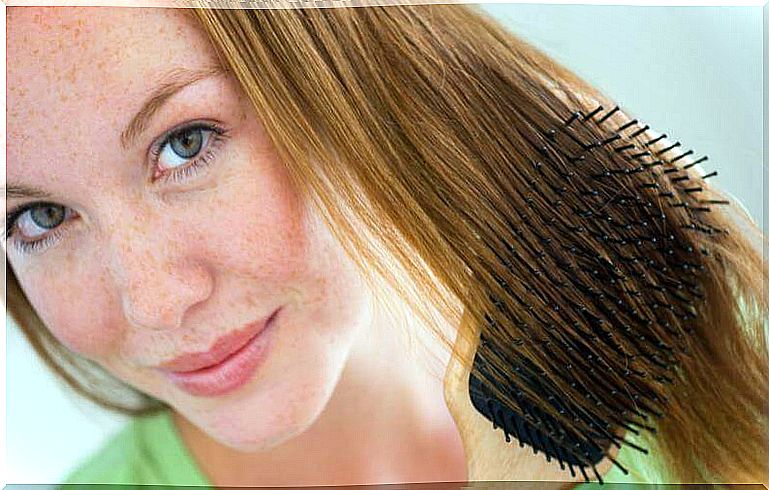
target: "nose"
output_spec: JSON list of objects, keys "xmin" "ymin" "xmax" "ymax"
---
[{"xmin": 104, "ymin": 214, "xmax": 214, "ymax": 332}]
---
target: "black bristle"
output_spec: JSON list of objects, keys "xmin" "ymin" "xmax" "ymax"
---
[
  {"xmin": 592, "ymin": 462, "xmax": 605, "ymax": 485},
  {"xmin": 617, "ymin": 119, "xmax": 638, "ymax": 132},
  {"xmin": 658, "ymin": 141, "xmax": 681, "ymax": 155},
  {"xmin": 642, "ymin": 159, "xmax": 665, "ymax": 168},
  {"xmin": 529, "ymin": 424, "xmax": 541, "ymax": 454},
  {"xmin": 600, "ymin": 134, "xmax": 622, "ymax": 146},
  {"xmin": 564, "ymin": 111, "xmax": 582, "ymax": 126},
  {"xmin": 596, "ymin": 105, "xmax": 620, "ymax": 124},
  {"xmin": 683, "ymin": 155, "xmax": 708, "ymax": 169},
  {"xmin": 583, "ymin": 105, "xmax": 604, "ymax": 122},
  {"xmin": 670, "ymin": 149, "xmax": 694, "ymax": 163},
  {"xmin": 645, "ymin": 133, "xmax": 667, "ymax": 146},
  {"xmin": 628, "ymin": 124, "xmax": 650, "ymax": 138},
  {"xmin": 579, "ymin": 464, "xmax": 590, "ymax": 483},
  {"xmin": 606, "ymin": 454, "xmax": 630, "ymax": 476},
  {"xmin": 614, "ymin": 143, "xmax": 636, "ymax": 153}
]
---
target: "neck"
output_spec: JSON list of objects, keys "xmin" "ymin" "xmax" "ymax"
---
[{"xmin": 172, "ymin": 297, "xmax": 468, "ymax": 487}]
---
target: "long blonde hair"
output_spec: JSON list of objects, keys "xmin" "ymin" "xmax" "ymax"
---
[{"xmin": 7, "ymin": 4, "xmax": 768, "ymax": 484}]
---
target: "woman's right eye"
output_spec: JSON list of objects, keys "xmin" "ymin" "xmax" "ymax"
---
[{"xmin": 3, "ymin": 202, "xmax": 76, "ymax": 255}]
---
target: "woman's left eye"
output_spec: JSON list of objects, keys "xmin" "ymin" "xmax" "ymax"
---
[{"xmin": 150, "ymin": 121, "xmax": 230, "ymax": 184}]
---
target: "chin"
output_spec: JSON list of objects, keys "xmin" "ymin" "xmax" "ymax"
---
[{"xmin": 196, "ymin": 359, "xmax": 346, "ymax": 453}]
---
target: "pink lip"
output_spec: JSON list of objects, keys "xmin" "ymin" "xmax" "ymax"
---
[
  {"xmin": 157, "ymin": 307, "xmax": 281, "ymax": 397},
  {"xmin": 159, "ymin": 308, "xmax": 280, "ymax": 373}
]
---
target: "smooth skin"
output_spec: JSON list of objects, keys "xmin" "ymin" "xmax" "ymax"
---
[{"xmin": 6, "ymin": 6, "xmax": 617, "ymax": 487}]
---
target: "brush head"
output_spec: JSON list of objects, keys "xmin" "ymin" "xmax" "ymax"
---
[{"xmin": 467, "ymin": 102, "xmax": 727, "ymax": 484}]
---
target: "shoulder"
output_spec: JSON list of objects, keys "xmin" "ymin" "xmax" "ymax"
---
[
  {"xmin": 60, "ymin": 418, "xmax": 140, "ymax": 485},
  {"xmin": 59, "ymin": 408, "xmax": 212, "ymax": 488}
]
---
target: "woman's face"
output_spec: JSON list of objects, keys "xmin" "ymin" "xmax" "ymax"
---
[{"xmin": 6, "ymin": 7, "xmax": 374, "ymax": 451}]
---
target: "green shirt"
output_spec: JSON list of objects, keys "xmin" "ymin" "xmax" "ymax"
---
[
  {"xmin": 60, "ymin": 409, "xmax": 210, "ymax": 487},
  {"xmin": 58, "ymin": 409, "xmax": 666, "ymax": 488}
]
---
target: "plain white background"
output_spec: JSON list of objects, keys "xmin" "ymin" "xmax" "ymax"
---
[{"xmin": 5, "ymin": 1, "xmax": 766, "ymax": 484}]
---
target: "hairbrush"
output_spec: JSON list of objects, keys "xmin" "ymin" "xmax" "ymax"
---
[{"xmin": 467, "ymin": 102, "xmax": 728, "ymax": 484}]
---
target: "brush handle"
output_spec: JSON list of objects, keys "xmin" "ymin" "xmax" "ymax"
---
[{"xmin": 443, "ymin": 311, "xmax": 614, "ymax": 487}]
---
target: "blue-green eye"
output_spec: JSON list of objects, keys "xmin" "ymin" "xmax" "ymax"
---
[
  {"xmin": 150, "ymin": 121, "xmax": 229, "ymax": 184},
  {"xmin": 3, "ymin": 202, "xmax": 76, "ymax": 255}
]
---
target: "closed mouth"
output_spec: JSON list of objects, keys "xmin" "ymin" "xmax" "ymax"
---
[{"xmin": 157, "ymin": 308, "xmax": 280, "ymax": 373}]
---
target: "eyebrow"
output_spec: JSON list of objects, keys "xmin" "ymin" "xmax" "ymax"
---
[
  {"xmin": 119, "ymin": 64, "xmax": 227, "ymax": 151},
  {"xmin": 3, "ymin": 184, "xmax": 52, "ymax": 200}
]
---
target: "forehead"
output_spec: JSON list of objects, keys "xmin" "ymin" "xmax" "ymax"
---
[{"xmin": 6, "ymin": 7, "xmax": 219, "ymax": 182}]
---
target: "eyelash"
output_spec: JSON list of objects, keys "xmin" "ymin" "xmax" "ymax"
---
[{"xmin": 4, "ymin": 121, "xmax": 230, "ymax": 256}]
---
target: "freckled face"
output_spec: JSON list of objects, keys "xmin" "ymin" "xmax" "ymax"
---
[{"xmin": 6, "ymin": 7, "xmax": 374, "ymax": 450}]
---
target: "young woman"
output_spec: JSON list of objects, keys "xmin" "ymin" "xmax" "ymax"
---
[{"xmin": 6, "ymin": 4, "xmax": 767, "ymax": 488}]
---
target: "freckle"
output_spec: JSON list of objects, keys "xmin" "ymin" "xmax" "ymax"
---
[{"xmin": 65, "ymin": 65, "xmax": 77, "ymax": 84}]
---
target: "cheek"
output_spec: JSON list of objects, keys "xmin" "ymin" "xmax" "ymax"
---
[
  {"xmin": 18, "ymin": 266, "xmax": 122, "ymax": 358},
  {"xmin": 194, "ymin": 145, "xmax": 313, "ymax": 289}
]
